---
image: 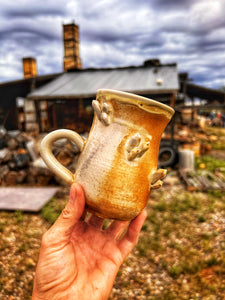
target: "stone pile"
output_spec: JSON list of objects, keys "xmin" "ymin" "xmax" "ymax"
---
[{"xmin": 0, "ymin": 128, "xmax": 80, "ymax": 186}]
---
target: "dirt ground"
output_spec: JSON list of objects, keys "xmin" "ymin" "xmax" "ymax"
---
[{"xmin": 0, "ymin": 168, "xmax": 225, "ymax": 299}]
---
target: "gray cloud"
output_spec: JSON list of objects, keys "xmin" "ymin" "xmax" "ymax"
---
[
  {"xmin": 152, "ymin": 0, "xmax": 196, "ymax": 10},
  {"xmin": 0, "ymin": 25, "xmax": 59, "ymax": 42},
  {"xmin": 4, "ymin": 8, "xmax": 66, "ymax": 18},
  {"xmin": 0, "ymin": 0, "xmax": 224, "ymax": 89}
]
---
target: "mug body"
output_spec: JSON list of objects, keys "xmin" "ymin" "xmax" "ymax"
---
[{"xmin": 74, "ymin": 89, "xmax": 174, "ymax": 220}]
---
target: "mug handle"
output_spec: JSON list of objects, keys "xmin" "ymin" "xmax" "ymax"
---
[{"xmin": 40, "ymin": 129, "xmax": 85, "ymax": 184}]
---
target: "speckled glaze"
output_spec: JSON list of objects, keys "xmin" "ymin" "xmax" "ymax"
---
[{"xmin": 40, "ymin": 89, "xmax": 174, "ymax": 220}]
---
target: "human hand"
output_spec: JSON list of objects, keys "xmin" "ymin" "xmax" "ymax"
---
[{"xmin": 32, "ymin": 183, "xmax": 147, "ymax": 300}]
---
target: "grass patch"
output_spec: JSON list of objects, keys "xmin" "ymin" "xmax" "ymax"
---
[
  {"xmin": 41, "ymin": 197, "xmax": 67, "ymax": 224},
  {"xmin": 14, "ymin": 210, "xmax": 23, "ymax": 223},
  {"xmin": 198, "ymin": 215, "xmax": 206, "ymax": 223},
  {"xmin": 205, "ymin": 126, "xmax": 225, "ymax": 137},
  {"xmin": 153, "ymin": 191, "xmax": 201, "ymax": 215},
  {"xmin": 169, "ymin": 265, "xmax": 182, "ymax": 278},
  {"xmin": 195, "ymin": 155, "xmax": 225, "ymax": 175},
  {"xmin": 211, "ymin": 141, "xmax": 225, "ymax": 150}
]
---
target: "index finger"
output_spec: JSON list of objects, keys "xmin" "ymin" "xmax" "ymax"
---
[{"xmin": 117, "ymin": 209, "xmax": 147, "ymax": 259}]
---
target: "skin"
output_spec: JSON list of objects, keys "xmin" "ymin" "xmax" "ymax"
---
[{"xmin": 32, "ymin": 183, "xmax": 147, "ymax": 300}]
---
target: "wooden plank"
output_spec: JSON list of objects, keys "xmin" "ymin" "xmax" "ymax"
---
[
  {"xmin": 179, "ymin": 169, "xmax": 225, "ymax": 191},
  {"xmin": 0, "ymin": 187, "xmax": 58, "ymax": 212}
]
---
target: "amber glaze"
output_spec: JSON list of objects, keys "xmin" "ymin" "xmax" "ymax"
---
[{"xmin": 74, "ymin": 91, "xmax": 173, "ymax": 220}]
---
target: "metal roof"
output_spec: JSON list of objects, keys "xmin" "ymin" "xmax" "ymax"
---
[
  {"xmin": 184, "ymin": 82, "xmax": 225, "ymax": 103},
  {"xmin": 28, "ymin": 65, "xmax": 179, "ymax": 99}
]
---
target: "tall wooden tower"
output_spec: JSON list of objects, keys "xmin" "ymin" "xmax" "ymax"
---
[{"xmin": 63, "ymin": 22, "xmax": 82, "ymax": 71}]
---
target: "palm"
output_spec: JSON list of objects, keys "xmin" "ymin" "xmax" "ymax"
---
[
  {"xmin": 32, "ymin": 184, "xmax": 147, "ymax": 300},
  {"xmin": 70, "ymin": 220, "xmax": 125, "ymax": 298}
]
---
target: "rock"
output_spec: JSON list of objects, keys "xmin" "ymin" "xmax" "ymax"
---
[
  {"xmin": 5, "ymin": 171, "xmax": 18, "ymax": 185},
  {"xmin": 16, "ymin": 170, "xmax": 27, "ymax": 183},
  {"xmin": 55, "ymin": 149, "xmax": 73, "ymax": 166},
  {"xmin": 0, "ymin": 165, "xmax": 9, "ymax": 181},
  {"xmin": 25, "ymin": 258, "xmax": 36, "ymax": 267},
  {"xmin": 7, "ymin": 138, "xmax": 18, "ymax": 151},
  {"xmin": 14, "ymin": 153, "xmax": 30, "ymax": 168},
  {"xmin": 0, "ymin": 138, "xmax": 7, "ymax": 149},
  {"xmin": 32, "ymin": 157, "xmax": 47, "ymax": 169},
  {"xmin": 26, "ymin": 140, "xmax": 39, "ymax": 161},
  {"xmin": 0, "ymin": 148, "xmax": 10, "ymax": 162}
]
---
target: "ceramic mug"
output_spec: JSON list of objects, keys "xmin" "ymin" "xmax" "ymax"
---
[{"xmin": 40, "ymin": 89, "xmax": 174, "ymax": 220}]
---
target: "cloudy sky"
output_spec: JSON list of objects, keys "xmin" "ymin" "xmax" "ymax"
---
[{"xmin": 0, "ymin": 0, "xmax": 225, "ymax": 89}]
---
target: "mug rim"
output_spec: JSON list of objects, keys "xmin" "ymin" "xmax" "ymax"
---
[{"xmin": 97, "ymin": 89, "xmax": 175, "ymax": 118}]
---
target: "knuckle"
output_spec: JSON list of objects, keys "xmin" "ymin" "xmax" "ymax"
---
[
  {"xmin": 41, "ymin": 231, "xmax": 51, "ymax": 248},
  {"xmin": 61, "ymin": 206, "xmax": 72, "ymax": 219},
  {"xmin": 41, "ymin": 229, "xmax": 58, "ymax": 248}
]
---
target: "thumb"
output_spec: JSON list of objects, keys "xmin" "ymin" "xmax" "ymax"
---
[{"xmin": 44, "ymin": 183, "xmax": 85, "ymax": 246}]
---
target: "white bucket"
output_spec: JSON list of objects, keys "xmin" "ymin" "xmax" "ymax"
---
[{"xmin": 178, "ymin": 149, "xmax": 195, "ymax": 171}]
